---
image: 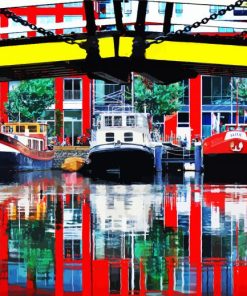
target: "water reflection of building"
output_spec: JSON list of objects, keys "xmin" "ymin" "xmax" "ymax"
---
[{"xmin": 1, "ymin": 177, "xmax": 247, "ymax": 295}]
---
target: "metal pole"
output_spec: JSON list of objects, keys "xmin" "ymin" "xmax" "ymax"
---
[
  {"xmin": 231, "ymin": 77, "xmax": 233, "ymax": 124},
  {"xmin": 131, "ymin": 72, "xmax": 135, "ymax": 108},
  {"xmin": 236, "ymin": 78, "xmax": 239, "ymax": 127}
]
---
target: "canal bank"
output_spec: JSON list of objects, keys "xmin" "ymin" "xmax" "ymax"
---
[{"xmin": 53, "ymin": 144, "xmax": 198, "ymax": 172}]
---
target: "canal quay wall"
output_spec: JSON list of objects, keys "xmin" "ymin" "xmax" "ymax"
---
[
  {"xmin": 52, "ymin": 144, "xmax": 198, "ymax": 171},
  {"xmin": 52, "ymin": 146, "xmax": 89, "ymax": 169}
]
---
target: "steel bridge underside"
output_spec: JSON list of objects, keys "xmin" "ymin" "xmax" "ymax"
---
[{"xmin": 0, "ymin": 32, "xmax": 246, "ymax": 84}]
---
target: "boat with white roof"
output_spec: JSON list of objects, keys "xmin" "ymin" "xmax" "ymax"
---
[{"xmin": 88, "ymin": 107, "xmax": 161, "ymax": 174}]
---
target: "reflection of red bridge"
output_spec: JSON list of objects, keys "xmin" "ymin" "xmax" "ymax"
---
[{"xmin": 1, "ymin": 182, "xmax": 247, "ymax": 295}]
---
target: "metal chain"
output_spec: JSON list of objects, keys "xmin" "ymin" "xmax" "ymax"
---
[
  {"xmin": 146, "ymin": 0, "xmax": 247, "ymax": 47},
  {"xmin": 1, "ymin": 1, "xmax": 247, "ymax": 47},
  {"xmin": 0, "ymin": 8, "xmax": 81, "ymax": 45}
]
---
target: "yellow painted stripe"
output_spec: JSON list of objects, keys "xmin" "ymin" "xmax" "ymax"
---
[
  {"xmin": 119, "ymin": 37, "xmax": 247, "ymax": 67},
  {"xmin": 146, "ymin": 41, "xmax": 247, "ymax": 67},
  {"xmin": 99, "ymin": 37, "xmax": 115, "ymax": 58},
  {"xmin": 0, "ymin": 40, "xmax": 87, "ymax": 66},
  {"xmin": 0, "ymin": 36, "xmax": 246, "ymax": 68},
  {"xmin": 119, "ymin": 37, "xmax": 133, "ymax": 57},
  {"xmin": 0, "ymin": 36, "xmax": 115, "ymax": 67}
]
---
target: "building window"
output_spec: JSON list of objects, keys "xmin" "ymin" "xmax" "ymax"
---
[
  {"xmin": 37, "ymin": 4, "xmax": 55, "ymax": 8},
  {"xmin": 64, "ymin": 78, "xmax": 82, "ymax": 100},
  {"xmin": 158, "ymin": 3, "xmax": 166, "ymax": 14},
  {"xmin": 8, "ymin": 16, "xmax": 27, "ymax": 38},
  {"xmin": 94, "ymin": 80, "xmax": 122, "ymax": 112},
  {"xmin": 121, "ymin": 0, "xmax": 132, "ymax": 15},
  {"xmin": 202, "ymin": 112, "xmax": 211, "ymax": 139},
  {"xmin": 64, "ymin": 110, "xmax": 81, "ymax": 120},
  {"xmin": 209, "ymin": 5, "xmax": 220, "ymax": 13},
  {"xmin": 98, "ymin": 1, "xmax": 115, "ymax": 19},
  {"xmin": 63, "ymin": 16, "xmax": 82, "ymax": 34},
  {"xmin": 175, "ymin": 4, "xmax": 183, "ymax": 15},
  {"xmin": 42, "ymin": 110, "xmax": 55, "ymax": 120},
  {"xmin": 202, "ymin": 76, "xmax": 231, "ymax": 105},
  {"xmin": 209, "ymin": 5, "xmax": 226, "ymax": 19},
  {"xmin": 179, "ymin": 80, "xmax": 189, "ymax": 105},
  {"xmin": 218, "ymin": 27, "xmax": 234, "ymax": 33},
  {"xmin": 178, "ymin": 112, "xmax": 189, "ymax": 127},
  {"xmin": 234, "ymin": 7, "xmax": 247, "ymax": 16},
  {"xmin": 64, "ymin": 2, "xmax": 83, "ymax": 7},
  {"xmin": 36, "ymin": 16, "xmax": 55, "ymax": 36}
]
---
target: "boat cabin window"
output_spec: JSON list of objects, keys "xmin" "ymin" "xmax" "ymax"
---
[
  {"xmin": 28, "ymin": 125, "xmax": 37, "ymax": 133},
  {"xmin": 40, "ymin": 141, "xmax": 43, "ymax": 151},
  {"xmin": 105, "ymin": 116, "xmax": 112, "ymax": 127},
  {"xmin": 124, "ymin": 132, "xmax": 133, "ymax": 142},
  {"xmin": 16, "ymin": 125, "xmax": 25, "ymax": 133},
  {"xmin": 33, "ymin": 140, "xmax": 39, "ymax": 150},
  {"xmin": 2, "ymin": 126, "xmax": 13, "ymax": 133},
  {"xmin": 126, "ymin": 116, "xmax": 135, "ymax": 127},
  {"xmin": 114, "ymin": 116, "xmax": 122, "ymax": 127},
  {"xmin": 28, "ymin": 139, "xmax": 32, "ymax": 148},
  {"xmin": 105, "ymin": 132, "xmax": 114, "ymax": 142},
  {"xmin": 40, "ymin": 125, "xmax": 45, "ymax": 132}
]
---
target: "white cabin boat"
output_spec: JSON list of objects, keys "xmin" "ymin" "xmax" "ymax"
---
[{"xmin": 88, "ymin": 110, "xmax": 161, "ymax": 174}]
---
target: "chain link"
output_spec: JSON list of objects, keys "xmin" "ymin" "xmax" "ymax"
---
[
  {"xmin": 146, "ymin": 0, "xmax": 247, "ymax": 47},
  {"xmin": 1, "ymin": 1, "xmax": 247, "ymax": 47},
  {"xmin": 0, "ymin": 8, "xmax": 80, "ymax": 45}
]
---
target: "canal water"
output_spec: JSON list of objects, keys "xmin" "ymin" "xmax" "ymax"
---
[{"xmin": 0, "ymin": 170, "xmax": 246, "ymax": 295}]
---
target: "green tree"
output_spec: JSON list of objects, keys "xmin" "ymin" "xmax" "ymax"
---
[
  {"xmin": 5, "ymin": 78, "xmax": 54, "ymax": 122},
  {"xmin": 234, "ymin": 77, "xmax": 247, "ymax": 103},
  {"xmin": 134, "ymin": 76, "xmax": 184, "ymax": 121}
]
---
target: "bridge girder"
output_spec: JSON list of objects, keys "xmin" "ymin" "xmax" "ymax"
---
[{"xmin": 0, "ymin": 33, "xmax": 246, "ymax": 83}]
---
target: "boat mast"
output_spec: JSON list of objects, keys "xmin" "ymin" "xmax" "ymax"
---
[{"xmin": 236, "ymin": 78, "xmax": 239, "ymax": 127}]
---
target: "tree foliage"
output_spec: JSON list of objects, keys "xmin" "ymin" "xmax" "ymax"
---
[
  {"xmin": 134, "ymin": 76, "xmax": 184, "ymax": 121},
  {"xmin": 234, "ymin": 77, "xmax": 247, "ymax": 103},
  {"xmin": 5, "ymin": 78, "xmax": 54, "ymax": 122}
]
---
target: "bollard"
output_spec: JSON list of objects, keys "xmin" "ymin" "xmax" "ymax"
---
[
  {"xmin": 195, "ymin": 142, "xmax": 202, "ymax": 172},
  {"xmin": 155, "ymin": 144, "xmax": 163, "ymax": 172}
]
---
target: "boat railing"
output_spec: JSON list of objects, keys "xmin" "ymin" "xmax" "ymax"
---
[
  {"xmin": 163, "ymin": 147, "xmax": 195, "ymax": 160},
  {"xmin": 106, "ymin": 105, "xmax": 135, "ymax": 113},
  {"xmin": 0, "ymin": 133, "xmax": 54, "ymax": 158}
]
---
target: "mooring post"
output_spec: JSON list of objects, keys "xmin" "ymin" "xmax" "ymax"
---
[
  {"xmin": 155, "ymin": 144, "xmax": 163, "ymax": 172},
  {"xmin": 195, "ymin": 142, "xmax": 202, "ymax": 172}
]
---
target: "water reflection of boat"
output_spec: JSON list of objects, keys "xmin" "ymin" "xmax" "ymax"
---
[
  {"xmin": 88, "ymin": 108, "xmax": 161, "ymax": 175},
  {"xmin": 0, "ymin": 122, "xmax": 54, "ymax": 171},
  {"xmin": 2, "ymin": 173, "xmax": 247, "ymax": 295}
]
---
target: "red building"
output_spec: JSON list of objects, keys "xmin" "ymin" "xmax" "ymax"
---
[
  {"xmin": 0, "ymin": 3, "xmax": 92, "ymax": 145},
  {"xmin": 0, "ymin": 3, "xmax": 244, "ymax": 147}
]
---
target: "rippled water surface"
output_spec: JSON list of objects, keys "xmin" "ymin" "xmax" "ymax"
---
[{"xmin": 0, "ymin": 170, "xmax": 246, "ymax": 295}]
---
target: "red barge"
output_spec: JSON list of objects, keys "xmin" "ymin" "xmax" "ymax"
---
[
  {"xmin": 203, "ymin": 123, "xmax": 247, "ymax": 173},
  {"xmin": 0, "ymin": 122, "xmax": 54, "ymax": 171}
]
